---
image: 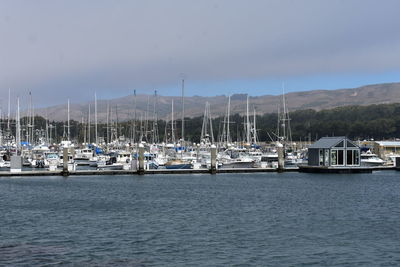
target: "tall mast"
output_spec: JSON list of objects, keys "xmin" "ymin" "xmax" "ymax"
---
[
  {"xmin": 201, "ymin": 102, "xmax": 207, "ymax": 142},
  {"xmin": 144, "ymin": 95, "xmax": 150, "ymax": 142},
  {"xmin": 200, "ymin": 102, "xmax": 214, "ymax": 144},
  {"xmin": 95, "ymin": 92, "xmax": 98, "ymax": 145},
  {"xmin": 115, "ymin": 105, "xmax": 119, "ymax": 140},
  {"xmin": 152, "ymin": 90, "xmax": 159, "ymax": 144},
  {"xmin": 276, "ymin": 102, "xmax": 280, "ymax": 141},
  {"xmin": 67, "ymin": 99, "xmax": 70, "ymax": 141},
  {"xmin": 253, "ymin": 107, "xmax": 257, "ymax": 144},
  {"xmin": 208, "ymin": 103, "xmax": 214, "ymax": 143},
  {"xmin": 246, "ymin": 95, "xmax": 250, "ymax": 144},
  {"xmin": 171, "ymin": 99, "xmax": 175, "ymax": 144},
  {"xmin": 139, "ymin": 112, "xmax": 143, "ymax": 142},
  {"xmin": 82, "ymin": 117, "xmax": 86, "ymax": 144},
  {"xmin": 221, "ymin": 104, "xmax": 227, "ymax": 144},
  {"xmin": 7, "ymin": 88, "xmax": 10, "ymax": 130},
  {"xmin": 29, "ymin": 92, "xmax": 33, "ymax": 144},
  {"xmin": 133, "ymin": 90, "xmax": 137, "ymax": 144},
  {"xmin": 25, "ymin": 100, "xmax": 29, "ymax": 143},
  {"xmin": 88, "ymin": 104, "xmax": 91, "ymax": 144},
  {"xmin": 45, "ymin": 109, "xmax": 49, "ymax": 144},
  {"xmin": 28, "ymin": 92, "xmax": 32, "ymax": 144},
  {"xmin": 32, "ymin": 104, "xmax": 35, "ymax": 145},
  {"xmin": 106, "ymin": 102, "xmax": 109, "ymax": 144},
  {"xmin": 227, "ymin": 95, "xmax": 231, "ymax": 144},
  {"xmin": 282, "ymin": 83, "xmax": 287, "ymax": 142},
  {"xmin": 181, "ymin": 79, "xmax": 184, "ymax": 142},
  {"xmin": 16, "ymin": 97, "xmax": 21, "ymax": 154}
]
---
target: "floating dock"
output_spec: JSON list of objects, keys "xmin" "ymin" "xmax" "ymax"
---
[
  {"xmin": 297, "ymin": 165, "xmax": 395, "ymax": 173},
  {"xmin": 0, "ymin": 166, "xmax": 395, "ymax": 177}
]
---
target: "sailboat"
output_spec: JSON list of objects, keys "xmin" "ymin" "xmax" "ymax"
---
[{"xmin": 276, "ymin": 84, "xmax": 304, "ymax": 167}]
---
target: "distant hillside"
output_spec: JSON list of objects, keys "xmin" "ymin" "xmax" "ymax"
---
[{"xmin": 36, "ymin": 82, "xmax": 400, "ymax": 122}]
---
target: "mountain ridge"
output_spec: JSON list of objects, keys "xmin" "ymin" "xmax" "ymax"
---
[{"xmin": 36, "ymin": 82, "xmax": 400, "ymax": 122}]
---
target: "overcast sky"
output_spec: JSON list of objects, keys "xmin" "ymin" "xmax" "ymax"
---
[{"xmin": 1, "ymin": 0, "xmax": 400, "ymax": 107}]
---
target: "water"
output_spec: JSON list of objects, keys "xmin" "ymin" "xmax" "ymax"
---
[{"xmin": 1, "ymin": 171, "xmax": 400, "ymax": 266}]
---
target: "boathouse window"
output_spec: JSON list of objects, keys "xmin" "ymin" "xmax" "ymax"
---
[
  {"xmin": 319, "ymin": 149, "xmax": 324, "ymax": 166},
  {"xmin": 319, "ymin": 149, "xmax": 324, "ymax": 165},
  {"xmin": 347, "ymin": 150, "xmax": 353, "ymax": 165},
  {"xmin": 331, "ymin": 150, "xmax": 337, "ymax": 165},
  {"xmin": 346, "ymin": 141, "xmax": 356, "ymax": 147},
  {"xmin": 324, "ymin": 149, "xmax": 329, "ymax": 166},
  {"xmin": 337, "ymin": 150, "xmax": 344, "ymax": 165},
  {"xmin": 345, "ymin": 149, "xmax": 360, "ymax": 166},
  {"xmin": 353, "ymin": 150, "xmax": 360, "ymax": 165},
  {"xmin": 335, "ymin": 141, "xmax": 344, "ymax": 147}
]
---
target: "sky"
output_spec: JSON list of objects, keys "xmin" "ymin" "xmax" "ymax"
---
[{"xmin": 1, "ymin": 0, "xmax": 400, "ymax": 108}]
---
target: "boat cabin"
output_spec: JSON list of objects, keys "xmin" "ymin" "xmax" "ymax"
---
[{"xmin": 308, "ymin": 137, "xmax": 360, "ymax": 167}]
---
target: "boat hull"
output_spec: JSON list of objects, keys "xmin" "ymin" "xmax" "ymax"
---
[
  {"xmin": 165, "ymin": 164, "xmax": 193, "ymax": 169},
  {"xmin": 220, "ymin": 161, "xmax": 255, "ymax": 169}
]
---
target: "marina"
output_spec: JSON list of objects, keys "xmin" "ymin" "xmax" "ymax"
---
[{"xmin": 1, "ymin": 85, "xmax": 399, "ymax": 177}]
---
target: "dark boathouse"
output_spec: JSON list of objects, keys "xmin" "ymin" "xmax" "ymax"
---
[{"xmin": 308, "ymin": 137, "xmax": 361, "ymax": 167}]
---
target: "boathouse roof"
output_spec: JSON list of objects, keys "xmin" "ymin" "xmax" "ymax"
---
[{"xmin": 309, "ymin": 136, "xmax": 358, "ymax": 149}]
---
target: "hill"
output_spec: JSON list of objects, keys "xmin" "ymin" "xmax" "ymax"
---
[{"xmin": 36, "ymin": 82, "xmax": 400, "ymax": 122}]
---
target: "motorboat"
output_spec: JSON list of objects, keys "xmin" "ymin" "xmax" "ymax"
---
[{"xmin": 360, "ymin": 151, "xmax": 386, "ymax": 166}]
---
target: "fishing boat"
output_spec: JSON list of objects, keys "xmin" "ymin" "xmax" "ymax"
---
[
  {"xmin": 97, "ymin": 154, "xmax": 123, "ymax": 170},
  {"xmin": 255, "ymin": 152, "xmax": 278, "ymax": 168},
  {"xmin": 97, "ymin": 152, "xmax": 131, "ymax": 170},
  {"xmin": 44, "ymin": 152, "xmax": 60, "ymax": 167},
  {"xmin": 74, "ymin": 148, "xmax": 94, "ymax": 166},
  {"xmin": 218, "ymin": 147, "xmax": 255, "ymax": 168},
  {"xmin": 219, "ymin": 157, "xmax": 255, "ymax": 169},
  {"xmin": 30, "ymin": 145, "xmax": 50, "ymax": 168}
]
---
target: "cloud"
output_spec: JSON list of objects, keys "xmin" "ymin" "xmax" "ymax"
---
[{"xmin": 1, "ymin": 0, "xmax": 400, "ymax": 106}]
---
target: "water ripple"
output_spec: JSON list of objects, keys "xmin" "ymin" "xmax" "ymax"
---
[{"xmin": 0, "ymin": 172, "xmax": 400, "ymax": 265}]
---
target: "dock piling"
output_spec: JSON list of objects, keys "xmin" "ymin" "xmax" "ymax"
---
[
  {"xmin": 138, "ymin": 144, "xmax": 145, "ymax": 175},
  {"xmin": 277, "ymin": 142, "xmax": 284, "ymax": 172},
  {"xmin": 210, "ymin": 145, "xmax": 217, "ymax": 174},
  {"xmin": 10, "ymin": 156, "xmax": 22, "ymax": 173},
  {"xmin": 62, "ymin": 147, "xmax": 69, "ymax": 176}
]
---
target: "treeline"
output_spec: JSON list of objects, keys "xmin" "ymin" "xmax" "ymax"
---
[
  {"xmin": 3, "ymin": 103, "xmax": 400, "ymax": 143},
  {"xmin": 175, "ymin": 103, "xmax": 400, "ymax": 142}
]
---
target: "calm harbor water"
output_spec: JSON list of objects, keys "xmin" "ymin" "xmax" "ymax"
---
[{"xmin": 1, "ymin": 171, "xmax": 400, "ymax": 266}]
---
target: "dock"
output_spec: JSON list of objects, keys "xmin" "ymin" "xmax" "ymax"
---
[
  {"xmin": 298, "ymin": 165, "xmax": 395, "ymax": 173},
  {"xmin": 0, "ymin": 165, "xmax": 395, "ymax": 177}
]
